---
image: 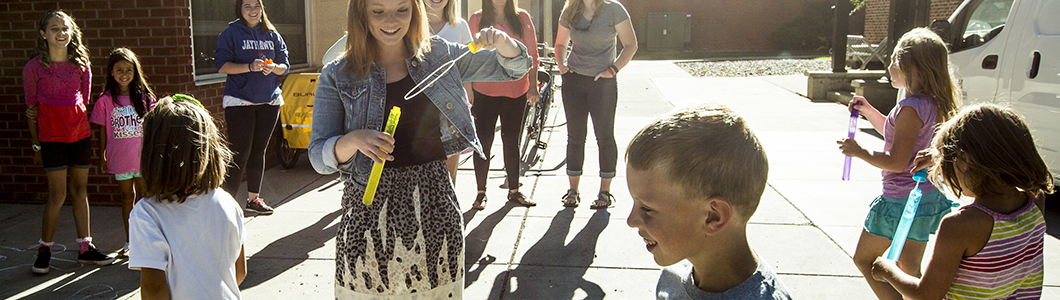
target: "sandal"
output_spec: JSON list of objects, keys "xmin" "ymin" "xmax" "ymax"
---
[
  {"xmin": 562, "ymin": 189, "xmax": 580, "ymax": 207},
  {"xmin": 472, "ymin": 193, "xmax": 487, "ymax": 210},
  {"xmin": 508, "ymin": 191, "xmax": 536, "ymax": 207},
  {"xmin": 590, "ymin": 191, "xmax": 615, "ymax": 209}
]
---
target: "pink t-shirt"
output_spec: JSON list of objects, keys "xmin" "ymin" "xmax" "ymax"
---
[
  {"xmin": 90, "ymin": 92, "xmax": 154, "ymax": 175},
  {"xmin": 23, "ymin": 56, "xmax": 92, "ymax": 143},
  {"xmin": 468, "ymin": 10, "xmax": 539, "ymax": 98}
]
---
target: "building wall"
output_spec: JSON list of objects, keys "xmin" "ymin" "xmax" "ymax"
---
[
  {"xmin": 311, "ymin": 0, "xmax": 347, "ymax": 66},
  {"xmin": 0, "ymin": 0, "xmax": 225, "ymax": 205},
  {"xmin": 464, "ymin": 0, "xmax": 830, "ymax": 51},
  {"xmin": 624, "ymin": 0, "xmax": 818, "ymax": 51},
  {"xmin": 864, "ymin": 0, "xmax": 963, "ymax": 44},
  {"xmin": 930, "ymin": 0, "xmax": 964, "ymax": 22}
]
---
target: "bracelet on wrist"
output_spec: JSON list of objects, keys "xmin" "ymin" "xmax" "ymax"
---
[{"xmin": 608, "ymin": 64, "xmax": 619, "ymax": 74}]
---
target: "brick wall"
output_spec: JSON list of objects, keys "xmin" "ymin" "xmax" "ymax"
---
[
  {"xmin": 864, "ymin": 0, "xmax": 963, "ymax": 44},
  {"xmin": 0, "ymin": 0, "xmax": 227, "ymax": 205},
  {"xmin": 864, "ymin": 0, "xmax": 890, "ymax": 43},
  {"xmin": 930, "ymin": 0, "xmax": 963, "ymax": 22},
  {"xmin": 623, "ymin": 0, "xmax": 817, "ymax": 51}
]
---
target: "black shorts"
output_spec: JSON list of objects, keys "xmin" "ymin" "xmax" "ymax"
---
[{"xmin": 41, "ymin": 137, "xmax": 92, "ymax": 172}]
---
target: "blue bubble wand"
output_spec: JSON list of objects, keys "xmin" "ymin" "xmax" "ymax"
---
[{"xmin": 885, "ymin": 168, "xmax": 930, "ymax": 261}]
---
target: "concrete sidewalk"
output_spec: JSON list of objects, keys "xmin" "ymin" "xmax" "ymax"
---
[{"xmin": 2, "ymin": 60, "xmax": 1059, "ymax": 299}]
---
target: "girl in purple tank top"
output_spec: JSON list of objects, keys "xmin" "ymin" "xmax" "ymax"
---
[
  {"xmin": 836, "ymin": 28, "xmax": 961, "ymax": 300},
  {"xmin": 871, "ymin": 103, "xmax": 1053, "ymax": 300}
]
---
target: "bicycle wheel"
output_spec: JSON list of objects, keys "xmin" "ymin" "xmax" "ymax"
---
[
  {"xmin": 279, "ymin": 138, "xmax": 299, "ymax": 169},
  {"xmin": 517, "ymin": 101, "xmax": 540, "ymax": 173}
]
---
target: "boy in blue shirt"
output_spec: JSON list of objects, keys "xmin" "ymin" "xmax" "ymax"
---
[{"xmin": 625, "ymin": 104, "xmax": 792, "ymax": 300}]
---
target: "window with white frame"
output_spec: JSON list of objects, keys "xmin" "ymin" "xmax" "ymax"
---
[{"xmin": 192, "ymin": 0, "xmax": 308, "ymax": 82}]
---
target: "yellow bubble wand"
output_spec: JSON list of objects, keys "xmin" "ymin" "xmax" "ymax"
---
[{"xmin": 362, "ymin": 106, "xmax": 401, "ymax": 205}]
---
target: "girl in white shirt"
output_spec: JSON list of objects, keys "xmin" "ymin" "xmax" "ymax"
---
[{"xmin": 128, "ymin": 95, "xmax": 247, "ymax": 300}]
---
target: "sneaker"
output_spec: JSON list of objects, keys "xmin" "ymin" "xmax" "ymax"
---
[
  {"xmin": 32, "ymin": 245, "xmax": 50, "ymax": 274},
  {"xmin": 117, "ymin": 242, "xmax": 130, "ymax": 258},
  {"xmin": 246, "ymin": 198, "xmax": 274, "ymax": 215},
  {"xmin": 77, "ymin": 245, "xmax": 116, "ymax": 265}
]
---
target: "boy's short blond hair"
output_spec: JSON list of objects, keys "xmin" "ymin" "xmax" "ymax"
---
[{"xmin": 626, "ymin": 104, "xmax": 768, "ymax": 218}]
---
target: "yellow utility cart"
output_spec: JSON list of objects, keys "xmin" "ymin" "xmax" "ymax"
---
[{"xmin": 277, "ymin": 73, "xmax": 319, "ymax": 168}]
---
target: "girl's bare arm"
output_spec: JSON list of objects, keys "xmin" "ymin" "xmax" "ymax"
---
[
  {"xmin": 842, "ymin": 106, "xmax": 923, "ymax": 172},
  {"xmin": 873, "ymin": 209, "xmax": 991, "ymax": 300},
  {"xmin": 236, "ymin": 245, "xmax": 247, "ymax": 284},
  {"xmin": 140, "ymin": 268, "xmax": 171, "ymax": 300}
]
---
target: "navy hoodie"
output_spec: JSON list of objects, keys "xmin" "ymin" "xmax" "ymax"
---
[{"xmin": 214, "ymin": 19, "xmax": 289, "ymax": 104}]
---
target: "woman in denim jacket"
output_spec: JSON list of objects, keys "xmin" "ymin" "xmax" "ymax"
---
[{"xmin": 308, "ymin": 0, "xmax": 530, "ymax": 298}]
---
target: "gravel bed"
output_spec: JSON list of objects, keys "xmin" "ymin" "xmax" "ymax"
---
[{"xmin": 676, "ymin": 58, "xmax": 832, "ymax": 77}]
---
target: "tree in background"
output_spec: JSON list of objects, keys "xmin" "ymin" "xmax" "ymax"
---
[{"xmin": 768, "ymin": 1, "xmax": 833, "ymax": 51}]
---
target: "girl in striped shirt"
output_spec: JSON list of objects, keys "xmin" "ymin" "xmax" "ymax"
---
[{"xmin": 871, "ymin": 103, "xmax": 1054, "ymax": 300}]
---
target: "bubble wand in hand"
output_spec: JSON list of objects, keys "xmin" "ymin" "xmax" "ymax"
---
[
  {"xmin": 884, "ymin": 168, "xmax": 930, "ymax": 261},
  {"xmin": 404, "ymin": 41, "xmax": 483, "ymax": 100},
  {"xmin": 843, "ymin": 101, "xmax": 861, "ymax": 181},
  {"xmin": 362, "ymin": 106, "xmax": 402, "ymax": 205}
]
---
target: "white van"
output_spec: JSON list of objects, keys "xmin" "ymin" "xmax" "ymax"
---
[{"xmin": 936, "ymin": 0, "xmax": 1060, "ymax": 181}]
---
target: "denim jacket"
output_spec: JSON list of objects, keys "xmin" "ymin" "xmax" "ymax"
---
[{"xmin": 309, "ymin": 36, "xmax": 531, "ymax": 187}]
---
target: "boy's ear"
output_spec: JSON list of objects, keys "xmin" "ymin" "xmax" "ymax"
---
[{"xmin": 702, "ymin": 197, "xmax": 732, "ymax": 236}]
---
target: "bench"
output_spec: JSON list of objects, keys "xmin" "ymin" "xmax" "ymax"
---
[{"xmin": 846, "ymin": 35, "xmax": 887, "ymax": 70}]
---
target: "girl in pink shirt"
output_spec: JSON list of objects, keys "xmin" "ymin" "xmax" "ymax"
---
[
  {"xmin": 89, "ymin": 48, "xmax": 156, "ymax": 258},
  {"xmin": 468, "ymin": 0, "xmax": 539, "ymax": 209},
  {"xmin": 24, "ymin": 10, "xmax": 115, "ymax": 274}
]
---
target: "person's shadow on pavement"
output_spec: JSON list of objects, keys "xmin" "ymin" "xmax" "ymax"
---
[
  {"xmin": 239, "ymin": 209, "xmax": 342, "ymax": 289},
  {"xmin": 489, "ymin": 207, "xmax": 609, "ymax": 299},
  {"xmin": 463, "ymin": 201, "xmax": 517, "ymax": 288}
]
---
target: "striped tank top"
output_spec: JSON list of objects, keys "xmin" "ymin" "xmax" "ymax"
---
[{"xmin": 945, "ymin": 196, "xmax": 1045, "ymax": 300}]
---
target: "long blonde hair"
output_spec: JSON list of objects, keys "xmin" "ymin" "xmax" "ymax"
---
[
  {"xmin": 35, "ymin": 10, "xmax": 90, "ymax": 69},
  {"xmin": 560, "ymin": 0, "xmax": 605, "ymax": 27},
  {"xmin": 434, "ymin": 0, "xmax": 459, "ymax": 25},
  {"xmin": 344, "ymin": 0, "xmax": 432, "ymax": 79},
  {"xmin": 892, "ymin": 28, "xmax": 961, "ymax": 122}
]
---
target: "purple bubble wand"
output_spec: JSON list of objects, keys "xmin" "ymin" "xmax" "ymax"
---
[{"xmin": 842, "ymin": 101, "xmax": 860, "ymax": 181}]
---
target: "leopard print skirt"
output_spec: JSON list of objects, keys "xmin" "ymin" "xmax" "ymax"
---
[{"xmin": 335, "ymin": 160, "xmax": 465, "ymax": 299}]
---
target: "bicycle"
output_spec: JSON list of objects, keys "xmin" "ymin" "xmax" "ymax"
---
[{"xmin": 515, "ymin": 43, "xmax": 565, "ymax": 176}]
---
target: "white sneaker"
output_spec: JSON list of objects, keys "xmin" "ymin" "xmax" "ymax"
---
[{"xmin": 118, "ymin": 242, "xmax": 130, "ymax": 258}]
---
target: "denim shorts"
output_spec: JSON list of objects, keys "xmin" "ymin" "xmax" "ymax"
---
[
  {"xmin": 863, "ymin": 189, "xmax": 954, "ymax": 243},
  {"xmin": 115, "ymin": 172, "xmax": 141, "ymax": 181}
]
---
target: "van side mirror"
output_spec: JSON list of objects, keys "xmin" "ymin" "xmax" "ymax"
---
[{"xmin": 930, "ymin": 20, "xmax": 952, "ymax": 44}]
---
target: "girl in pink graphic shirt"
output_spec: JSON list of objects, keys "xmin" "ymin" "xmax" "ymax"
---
[
  {"xmin": 89, "ymin": 48, "xmax": 157, "ymax": 258},
  {"xmin": 24, "ymin": 10, "xmax": 114, "ymax": 274}
]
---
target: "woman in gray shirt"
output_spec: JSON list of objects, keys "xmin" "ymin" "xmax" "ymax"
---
[{"xmin": 554, "ymin": 0, "xmax": 637, "ymax": 209}]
